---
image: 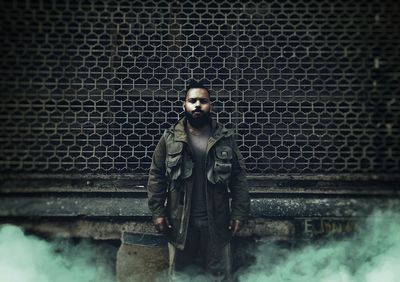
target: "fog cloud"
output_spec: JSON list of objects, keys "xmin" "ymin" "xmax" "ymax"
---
[
  {"xmin": 238, "ymin": 210, "xmax": 400, "ymax": 282},
  {"xmin": 0, "ymin": 225, "xmax": 114, "ymax": 282},
  {"xmin": 1, "ymin": 210, "xmax": 399, "ymax": 282}
]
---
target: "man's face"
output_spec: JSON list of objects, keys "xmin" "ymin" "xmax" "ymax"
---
[{"xmin": 183, "ymin": 88, "xmax": 211, "ymax": 128}]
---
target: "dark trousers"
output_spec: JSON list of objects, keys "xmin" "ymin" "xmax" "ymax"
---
[{"xmin": 168, "ymin": 218, "xmax": 232, "ymax": 281}]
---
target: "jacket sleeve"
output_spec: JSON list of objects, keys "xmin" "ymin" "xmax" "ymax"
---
[
  {"xmin": 228, "ymin": 136, "xmax": 250, "ymax": 221},
  {"xmin": 147, "ymin": 133, "xmax": 168, "ymax": 220}
]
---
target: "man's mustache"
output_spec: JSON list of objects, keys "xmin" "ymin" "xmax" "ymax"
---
[{"xmin": 192, "ymin": 109, "xmax": 203, "ymax": 114}]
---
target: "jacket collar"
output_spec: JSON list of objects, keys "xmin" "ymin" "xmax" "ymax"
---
[{"xmin": 171, "ymin": 116, "xmax": 232, "ymax": 143}]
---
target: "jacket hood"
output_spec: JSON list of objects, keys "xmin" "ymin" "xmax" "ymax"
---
[{"xmin": 167, "ymin": 116, "xmax": 233, "ymax": 143}]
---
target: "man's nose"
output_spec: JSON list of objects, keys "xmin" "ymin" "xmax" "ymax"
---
[{"xmin": 194, "ymin": 100, "xmax": 201, "ymax": 107}]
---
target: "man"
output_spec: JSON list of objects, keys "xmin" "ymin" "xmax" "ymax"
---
[{"xmin": 147, "ymin": 81, "xmax": 250, "ymax": 281}]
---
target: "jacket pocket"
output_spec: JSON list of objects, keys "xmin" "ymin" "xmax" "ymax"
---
[
  {"xmin": 166, "ymin": 143, "xmax": 183, "ymax": 181},
  {"xmin": 212, "ymin": 145, "xmax": 233, "ymax": 184},
  {"xmin": 181, "ymin": 155, "xmax": 193, "ymax": 180}
]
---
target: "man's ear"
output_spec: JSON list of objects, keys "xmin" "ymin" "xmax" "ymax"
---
[{"xmin": 182, "ymin": 101, "xmax": 185, "ymax": 111}]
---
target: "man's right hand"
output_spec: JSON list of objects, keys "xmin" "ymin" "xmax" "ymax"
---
[{"xmin": 153, "ymin": 217, "xmax": 170, "ymax": 234}]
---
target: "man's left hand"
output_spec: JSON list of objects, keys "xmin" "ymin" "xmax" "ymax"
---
[{"xmin": 229, "ymin": 220, "xmax": 242, "ymax": 236}]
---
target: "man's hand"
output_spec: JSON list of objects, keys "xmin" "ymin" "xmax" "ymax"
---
[
  {"xmin": 229, "ymin": 219, "xmax": 242, "ymax": 236},
  {"xmin": 153, "ymin": 217, "xmax": 170, "ymax": 234}
]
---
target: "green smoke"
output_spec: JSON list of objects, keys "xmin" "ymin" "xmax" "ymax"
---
[
  {"xmin": 0, "ymin": 225, "xmax": 114, "ymax": 282},
  {"xmin": 239, "ymin": 210, "xmax": 400, "ymax": 282},
  {"xmin": 2, "ymin": 210, "xmax": 399, "ymax": 282}
]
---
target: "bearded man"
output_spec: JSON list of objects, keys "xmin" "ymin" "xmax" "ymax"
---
[{"xmin": 147, "ymin": 81, "xmax": 250, "ymax": 281}]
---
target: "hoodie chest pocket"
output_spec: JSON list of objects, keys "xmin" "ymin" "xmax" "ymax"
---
[{"xmin": 213, "ymin": 145, "xmax": 233, "ymax": 183}]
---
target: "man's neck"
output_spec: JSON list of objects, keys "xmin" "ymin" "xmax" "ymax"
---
[{"xmin": 186, "ymin": 121, "xmax": 210, "ymax": 136}]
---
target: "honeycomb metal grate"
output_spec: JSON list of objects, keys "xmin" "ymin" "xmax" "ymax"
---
[{"xmin": 0, "ymin": 0, "xmax": 399, "ymax": 173}]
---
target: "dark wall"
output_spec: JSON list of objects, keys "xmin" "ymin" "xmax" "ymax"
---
[{"xmin": 0, "ymin": 0, "xmax": 399, "ymax": 174}]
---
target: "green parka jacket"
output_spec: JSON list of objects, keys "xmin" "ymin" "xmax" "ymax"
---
[{"xmin": 147, "ymin": 117, "xmax": 250, "ymax": 250}]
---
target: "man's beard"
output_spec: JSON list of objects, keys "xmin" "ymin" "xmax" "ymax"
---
[{"xmin": 184, "ymin": 110, "xmax": 211, "ymax": 128}]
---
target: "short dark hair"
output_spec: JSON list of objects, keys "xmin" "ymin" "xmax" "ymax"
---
[{"xmin": 184, "ymin": 81, "xmax": 210, "ymax": 100}]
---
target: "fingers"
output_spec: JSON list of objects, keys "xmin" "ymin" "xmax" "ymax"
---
[
  {"xmin": 156, "ymin": 223, "xmax": 167, "ymax": 233},
  {"xmin": 230, "ymin": 220, "xmax": 242, "ymax": 236},
  {"xmin": 232, "ymin": 220, "xmax": 241, "ymax": 236},
  {"xmin": 153, "ymin": 217, "xmax": 170, "ymax": 234}
]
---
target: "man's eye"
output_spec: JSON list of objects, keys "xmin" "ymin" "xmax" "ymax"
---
[{"xmin": 187, "ymin": 99, "xmax": 208, "ymax": 103}]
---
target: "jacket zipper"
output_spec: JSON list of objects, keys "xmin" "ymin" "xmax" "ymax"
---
[
  {"xmin": 179, "ymin": 142, "xmax": 192, "ymax": 235},
  {"xmin": 179, "ymin": 189, "xmax": 186, "ymax": 234},
  {"xmin": 205, "ymin": 141, "xmax": 209, "ymax": 222},
  {"xmin": 204, "ymin": 135, "xmax": 221, "ymax": 235}
]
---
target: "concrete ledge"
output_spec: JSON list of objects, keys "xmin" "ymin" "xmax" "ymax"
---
[{"xmin": 0, "ymin": 196, "xmax": 398, "ymax": 218}]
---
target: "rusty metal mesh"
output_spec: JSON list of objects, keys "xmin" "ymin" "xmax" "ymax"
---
[{"xmin": 0, "ymin": 0, "xmax": 399, "ymax": 173}]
